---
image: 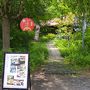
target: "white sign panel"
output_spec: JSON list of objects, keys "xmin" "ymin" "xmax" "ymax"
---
[{"xmin": 3, "ymin": 53, "xmax": 29, "ymax": 89}]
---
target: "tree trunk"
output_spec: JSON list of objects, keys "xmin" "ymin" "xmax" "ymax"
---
[
  {"xmin": 2, "ymin": 17, "xmax": 10, "ymax": 52},
  {"xmin": 82, "ymin": 14, "xmax": 86, "ymax": 48}
]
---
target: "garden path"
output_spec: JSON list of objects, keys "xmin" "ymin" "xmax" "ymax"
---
[{"xmin": 31, "ymin": 41, "xmax": 90, "ymax": 90}]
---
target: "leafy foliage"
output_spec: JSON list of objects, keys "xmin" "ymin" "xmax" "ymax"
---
[
  {"xmin": 40, "ymin": 33, "xmax": 56, "ymax": 42},
  {"xmin": 63, "ymin": 0, "xmax": 90, "ymax": 15},
  {"xmin": 30, "ymin": 42, "xmax": 48, "ymax": 72},
  {"xmin": 10, "ymin": 22, "xmax": 35, "ymax": 52},
  {"xmin": 0, "ymin": 0, "xmax": 24, "ymax": 18},
  {"xmin": 54, "ymin": 27, "xmax": 90, "ymax": 69},
  {"xmin": 45, "ymin": 0, "xmax": 70, "ymax": 19},
  {"xmin": 24, "ymin": 0, "xmax": 51, "ymax": 21}
]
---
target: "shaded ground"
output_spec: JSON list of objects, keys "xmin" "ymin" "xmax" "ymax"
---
[
  {"xmin": 31, "ymin": 73, "xmax": 90, "ymax": 90},
  {"xmin": 31, "ymin": 41, "xmax": 90, "ymax": 90}
]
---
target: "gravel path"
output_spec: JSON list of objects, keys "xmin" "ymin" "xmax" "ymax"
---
[{"xmin": 31, "ymin": 41, "xmax": 90, "ymax": 90}]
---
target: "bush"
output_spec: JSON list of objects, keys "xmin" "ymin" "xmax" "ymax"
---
[
  {"xmin": 40, "ymin": 33, "xmax": 56, "ymax": 42},
  {"xmin": 54, "ymin": 29, "xmax": 90, "ymax": 69},
  {"xmin": 46, "ymin": 33, "xmax": 56, "ymax": 40},
  {"xmin": 30, "ymin": 42, "xmax": 48, "ymax": 72},
  {"xmin": 0, "ymin": 41, "xmax": 48, "ymax": 77},
  {"xmin": 40, "ymin": 36, "xmax": 49, "ymax": 42}
]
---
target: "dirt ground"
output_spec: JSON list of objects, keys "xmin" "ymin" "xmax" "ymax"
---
[{"xmin": 31, "ymin": 70, "xmax": 90, "ymax": 90}]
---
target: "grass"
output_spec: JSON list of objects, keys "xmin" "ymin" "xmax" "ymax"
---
[
  {"xmin": 29, "ymin": 41, "xmax": 48, "ymax": 72},
  {"xmin": 54, "ymin": 31, "xmax": 90, "ymax": 70}
]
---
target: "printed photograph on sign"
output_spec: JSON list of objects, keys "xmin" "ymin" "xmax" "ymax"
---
[{"xmin": 2, "ymin": 53, "xmax": 29, "ymax": 89}]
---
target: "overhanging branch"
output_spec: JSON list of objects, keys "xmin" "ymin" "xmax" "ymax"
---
[
  {"xmin": 0, "ymin": 0, "xmax": 24, "ymax": 19},
  {"xmin": 11, "ymin": 0, "xmax": 24, "ymax": 19}
]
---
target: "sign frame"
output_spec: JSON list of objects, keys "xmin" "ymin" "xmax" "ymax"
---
[{"xmin": 2, "ymin": 52, "xmax": 30, "ymax": 90}]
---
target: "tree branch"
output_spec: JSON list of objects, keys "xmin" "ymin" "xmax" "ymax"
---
[
  {"xmin": 6, "ymin": 0, "xmax": 12, "ymax": 13},
  {"xmin": 11, "ymin": 0, "xmax": 24, "ymax": 19},
  {"xmin": 0, "ymin": 0, "xmax": 10, "ymax": 17},
  {"xmin": 0, "ymin": 0, "xmax": 24, "ymax": 19},
  {"xmin": 17, "ymin": 0, "xmax": 24, "ymax": 17},
  {"xmin": 0, "ymin": 7, "xmax": 3, "ymax": 16}
]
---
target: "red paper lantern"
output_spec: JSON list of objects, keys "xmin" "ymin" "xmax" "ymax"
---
[{"xmin": 20, "ymin": 18, "xmax": 35, "ymax": 31}]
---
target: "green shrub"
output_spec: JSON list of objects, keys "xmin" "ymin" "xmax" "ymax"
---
[
  {"xmin": 0, "ymin": 41, "xmax": 48, "ymax": 77},
  {"xmin": 40, "ymin": 36, "xmax": 49, "ymax": 42},
  {"xmin": 54, "ymin": 30, "xmax": 90, "ymax": 69},
  {"xmin": 30, "ymin": 42, "xmax": 48, "ymax": 72},
  {"xmin": 46, "ymin": 33, "xmax": 56, "ymax": 40},
  {"xmin": 40, "ymin": 33, "xmax": 56, "ymax": 42}
]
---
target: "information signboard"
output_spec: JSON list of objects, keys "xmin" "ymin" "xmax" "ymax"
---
[{"xmin": 2, "ymin": 52, "xmax": 29, "ymax": 90}]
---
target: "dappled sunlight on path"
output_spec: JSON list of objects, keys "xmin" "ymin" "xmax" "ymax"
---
[
  {"xmin": 31, "ymin": 71, "xmax": 70, "ymax": 90},
  {"xmin": 31, "ymin": 70, "xmax": 90, "ymax": 90}
]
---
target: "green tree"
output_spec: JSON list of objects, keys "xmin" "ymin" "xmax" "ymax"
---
[
  {"xmin": 63, "ymin": 0, "xmax": 90, "ymax": 48},
  {"xmin": 0, "ymin": 0, "xmax": 50, "ymax": 51},
  {"xmin": 0, "ymin": 0, "xmax": 24, "ymax": 51},
  {"xmin": 45, "ymin": 0, "xmax": 70, "ymax": 19}
]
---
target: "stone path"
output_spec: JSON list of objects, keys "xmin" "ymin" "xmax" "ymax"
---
[
  {"xmin": 47, "ymin": 42, "xmax": 62, "ymax": 61},
  {"xmin": 31, "ymin": 41, "xmax": 90, "ymax": 90}
]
